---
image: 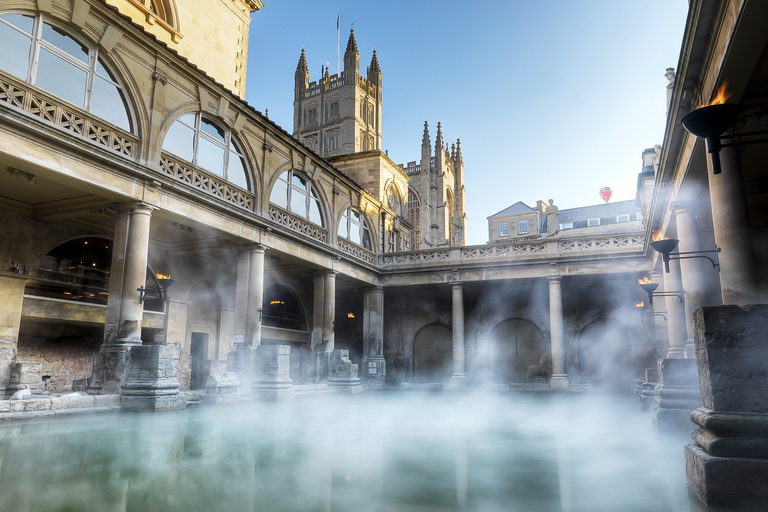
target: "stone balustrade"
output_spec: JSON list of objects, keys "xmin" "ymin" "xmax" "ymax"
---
[
  {"xmin": 0, "ymin": 71, "xmax": 138, "ymax": 158},
  {"xmin": 379, "ymin": 233, "xmax": 645, "ymax": 268}
]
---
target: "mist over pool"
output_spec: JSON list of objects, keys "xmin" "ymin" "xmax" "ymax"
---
[{"xmin": 0, "ymin": 392, "xmax": 690, "ymax": 512}]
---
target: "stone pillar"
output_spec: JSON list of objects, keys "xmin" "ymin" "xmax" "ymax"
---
[
  {"xmin": 0, "ymin": 272, "xmax": 26, "ymax": 396},
  {"xmin": 244, "ymin": 246, "xmax": 265, "ymax": 348},
  {"xmin": 252, "ymin": 345, "xmax": 294, "ymax": 400},
  {"xmin": 662, "ymin": 258, "xmax": 687, "ymax": 359},
  {"xmin": 548, "ymin": 276, "xmax": 569, "ymax": 389},
  {"xmin": 312, "ymin": 271, "xmax": 336, "ymax": 382},
  {"xmin": 706, "ymin": 144, "xmax": 760, "ymax": 305},
  {"xmin": 122, "ymin": 344, "xmax": 185, "ymax": 411},
  {"xmin": 671, "ymin": 202, "xmax": 711, "ymax": 358},
  {"xmin": 651, "ymin": 357, "xmax": 700, "ymax": 431},
  {"xmin": 328, "ymin": 349, "xmax": 362, "ymax": 394},
  {"xmin": 363, "ymin": 286, "xmax": 386, "ymax": 387},
  {"xmin": 230, "ymin": 245, "xmax": 264, "ymax": 392},
  {"xmin": 649, "ymin": 270, "xmax": 669, "ymax": 352},
  {"xmin": 90, "ymin": 202, "xmax": 155, "ymax": 395},
  {"xmin": 686, "ymin": 305, "xmax": 768, "ymax": 509},
  {"xmin": 449, "ymin": 282, "xmax": 466, "ymax": 387}
]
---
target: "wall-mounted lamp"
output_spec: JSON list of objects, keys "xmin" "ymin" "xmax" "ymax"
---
[
  {"xmin": 649, "ymin": 235, "xmax": 720, "ymax": 273},
  {"xmin": 638, "ymin": 277, "xmax": 684, "ymax": 306},
  {"xmin": 681, "ymin": 89, "xmax": 768, "ymax": 175},
  {"xmin": 156, "ymin": 274, "xmax": 175, "ymax": 302}
]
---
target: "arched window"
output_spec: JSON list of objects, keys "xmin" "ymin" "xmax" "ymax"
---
[
  {"xmin": 0, "ymin": 12, "xmax": 132, "ymax": 131},
  {"xmin": 338, "ymin": 208, "xmax": 372, "ymax": 249},
  {"xmin": 269, "ymin": 169, "xmax": 324, "ymax": 226},
  {"xmin": 262, "ymin": 284, "xmax": 306, "ymax": 331},
  {"xmin": 162, "ymin": 113, "xmax": 250, "ymax": 190},
  {"xmin": 386, "ymin": 185, "xmax": 403, "ymax": 217},
  {"xmin": 407, "ymin": 189, "xmax": 420, "ymax": 250}
]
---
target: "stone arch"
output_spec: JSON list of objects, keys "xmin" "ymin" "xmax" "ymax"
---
[
  {"xmin": 266, "ymin": 167, "xmax": 330, "ymax": 229},
  {"xmin": 488, "ymin": 318, "xmax": 549, "ymax": 384},
  {"xmin": 577, "ymin": 318, "xmax": 633, "ymax": 389},
  {"xmin": 0, "ymin": 8, "xmax": 143, "ymax": 138},
  {"xmin": 335, "ymin": 200, "xmax": 376, "ymax": 253},
  {"xmin": 262, "ymin": 283, "xmax": 308, "ymax": 332},
  {"xmin": 412, "ymin": 323, "xmax": 452, "ymax": 383}
]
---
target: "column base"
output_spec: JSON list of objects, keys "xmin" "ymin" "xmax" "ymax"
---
[
  {"xmin": 121, "ymin": 345, "xmax": 184, "ymax": 411},
  {"xmin": 252, "ymin": 345, "xmax": 294, "ymax": 400},
  {"xmin": 252, "ymin": 382, "xmax": 296, "ymax": 400},
  {"xmin": 122, "ymin": 394, "xmax": 186, "ymax": 411},
  {"xmin": 666, "ymin": 347, "xmax": 686, "ymax": 359},
  {"xmin": 549, "ymin": 374, "xmax": 570, "ymax": 390},
  {"xmin": 684, "ymin": 338, "xmax": 696, "ymax": 359},
  {"xmin": 685, "ymin": 443, "xmax": 768, "ymax": 510},
  {"xmin": 448, "ymin": 374, "xmax": 467, "ymax": 388},
  {"xmin": 95, "ymin": 343, "xmax": 140, "ymax": 395}
]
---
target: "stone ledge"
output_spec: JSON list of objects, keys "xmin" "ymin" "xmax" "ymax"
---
[{"xmin": 0, "ymin": 406, "xmax": 121, "ymax": 422}]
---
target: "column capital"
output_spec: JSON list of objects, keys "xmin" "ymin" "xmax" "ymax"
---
[
  {"xmin": 450, "ymin": 281, "xmax": 463, "ymax": 289},
  {"xmin": 369, "ymin": 285, "xmax": 384, "ymax": 294},
  {"xmin": 117, "ymin": 201, "xmax": 158, "ymax": 215},
  {"xmin": 670, "ymin": 200, "xmax": 697, "ymax": 215},
  {"xmin": 546, "ymin": 276, "xmax": 562, "ymax": 284}
]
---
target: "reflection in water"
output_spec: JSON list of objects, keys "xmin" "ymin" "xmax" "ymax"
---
[{"xmin": 0, "ymin": 392, "xmax": 689, "ymax": 512}]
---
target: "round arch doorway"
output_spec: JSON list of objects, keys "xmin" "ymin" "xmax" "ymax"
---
[{"xmin": 489, "ymin": 318, "xmax": 549, "ymax": 384}]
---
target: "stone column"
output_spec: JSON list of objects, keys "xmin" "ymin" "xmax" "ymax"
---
[
  {"xmin": 686, "ymin": 304, "xmax": 768, "ymax": 509},
  {"xmin": 548, "ymin": 276, "xmax": 569, "ymax": 389},
  {"xmin": 312, "ymin": 271, "xmax": 336, "ymax": 382},
  {"xmin": 244, "ymin": 246, "xmax": 265, "ymax": 348},
  {"xmin": 0, "ymin": 272, "xmax": 27, "ymax": 396},
  {"xmin": 706, "ymin": 144, "xmax": 760, "ymax": 305},
  {"xmin": 364, "ymin": 286, "xmax": 386, "ymax": 386},
  {"xmin": 671, "ymin": 201, "xmax": 710, "ymax": 358},
  {"xmin": 90, "ymin": 202, "xmax": 155, "ymax": 395},
  {"xmin": 662, "ymin": 258, "xmax": 687, "ymax": 359},
  {"xmin": 449, "ymin": 282, "xmax": 466, "ymax": 387}
]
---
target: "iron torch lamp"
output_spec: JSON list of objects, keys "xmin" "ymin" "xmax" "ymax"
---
[
  {"xmin": 637, "ymin": 276, "xmax": 683, "ymax": 307},
  {"xmin": 681, "ymin": 103, "xmax": 739, "ymax": 175},
  {"xmin": 649, "ymin": 234, "xmax": 720, "ymax": 274}
]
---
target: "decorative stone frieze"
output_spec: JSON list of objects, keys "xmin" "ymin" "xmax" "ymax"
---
[
  {"xmin": 268, "ymin": 204, "xmax": 328, "ymax": 243},
  {"xmin": 337, "ymin": 236, "xmax": 375, "ymax": 264},
  {"xmin": 159, "ymin": 154, "xmax": 255, "ymax": 210}
]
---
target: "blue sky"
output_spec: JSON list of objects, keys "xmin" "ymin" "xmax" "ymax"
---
[{"xmin": 246, "ymin": 1, "xmax": 689, "ymax": 245}]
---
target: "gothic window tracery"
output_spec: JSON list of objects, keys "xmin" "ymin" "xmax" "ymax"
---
[
  {"xmin": 325, "ymin": 128, "xmax": 339, "ymax": 155},
  {"xmin": 0, "ymin": 12, "xmax": 133, "ymax": 131},
  {"xmin": 162, "ymin": 113, "xmax": 250, "ymax": 190},
  {"xmin": 270, "ymin": 169, "xmax": 324, "ymax": 226},
  {"xmin": 338, "ymin": 207, "xmax": 372, "ymax": 249}
]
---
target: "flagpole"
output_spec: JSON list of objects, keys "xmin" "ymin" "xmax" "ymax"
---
[{"xmin": 337, "ymin": 11, "xmax": 340, "ymax": 75}]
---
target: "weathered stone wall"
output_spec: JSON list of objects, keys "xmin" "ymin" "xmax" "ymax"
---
[{"xmin": 16, "ymin": 321, "xmax": 102, "ymax": 393}]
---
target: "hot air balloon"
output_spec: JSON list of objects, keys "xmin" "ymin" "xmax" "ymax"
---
[{"xmin": 599, "ymin": 187, "xmax": 613, "ymax": 203}]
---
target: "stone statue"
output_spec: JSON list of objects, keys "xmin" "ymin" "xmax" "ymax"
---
[
  {"xmin": 538, "ymin": 200, "xmax": 547, "ymax": 234},
  {"xmin": 450, "ymin": 215, "xmax": 463, "ymax": 246},
  {"xmin": 546, "ymin": 199, "xmax": 559, "ymax": 237}
]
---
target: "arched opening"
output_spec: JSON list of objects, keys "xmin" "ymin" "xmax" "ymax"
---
[
  {"xmin": 407, "ymin": 189, "xmax": 420, "ymax": 250},
  {"xmin": 413, "ymin": 323, "xmax": 452, "ymax": 383},
  {"xmin": 162, "ymin": 113, "xmax": 250, "ymax": 190},
  {"xmin": 338, "ymin": 207, "xmax": 372, "ymax": 249},
  {"xmin": 269, "ymin": 169, "xmax": 324, "ymax": 226},
  {"xmin": 262, "ymin": 284, "xmax": 307, "ymax": 331},
  {"xmin": 0, "ymin": 12, "xmax": 134, "ymax": 132},
  {"xmin": 577, "ymin": 319, "xmax": 633, "ymax": 390},
  {"xmin": 488, "ymin": 318, "xmax": 549, "ymax": 384}
]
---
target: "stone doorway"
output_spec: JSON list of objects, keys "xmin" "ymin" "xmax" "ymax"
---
[
  {"xmin": 190, "ymin": 332, "xmax": 208, "ymax": 390},
  {"xmin": 413, "ymin": 323, "xmax": 452, "ymax": 383},
  {"xmin": 489, "ymin": 318, "xmax": 549, "ymax": 384}
]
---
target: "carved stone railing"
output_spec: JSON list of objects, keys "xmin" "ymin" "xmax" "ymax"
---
[
  {"xmin": 381, "ymin": 248, "xmax": 451, "ymax": 265},
  {"xmin": 380, "ymin": 233, "xmax": 645, "ymax": 268},
  {"xmin": 337, "ymin": 237, "xmax": 375, "ymax": 264},
  {"xmin": 0, "ymin": 72, "xmax": 137, "ymax": 158},
  {"xmin": 268, "ymin": 204, "xmax": 328, "ymax": 243},
  {"xmin": 558, "ymin": 235, "xmax": 644, "ymax": 253},
  {"xmin": 159, "ymin": 153, "xmax": 255, "ymax": 210}
]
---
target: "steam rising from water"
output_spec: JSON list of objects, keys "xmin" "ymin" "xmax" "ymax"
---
[{"xmin": 0, "ymin": 392, "xmax": 689, "ymax": 511}]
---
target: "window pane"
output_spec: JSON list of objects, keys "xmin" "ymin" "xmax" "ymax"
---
[
  {"xmin": 200, "ymin": 118, "xmax": 225, "ymax": 143},
  {"xmin": 350, "ymin": 222, "xmax": 361, "ymax": 244},
  {"xmin": 0, "ymin": 21, "xmax": 31, "ymax": 80},
  {"xmin": 270, "ymin": 178, "xmax": 288, "ymax": 208},
  {"xmin": 197, "ymin": 136, "xmax": 225, "ymax": 176},
  {"xmin": 163, "ymin": 119, "xmax": 195, "ymax": 162},
  {"xmin": 290, "ymin": 188, "xmax": 307, "ymax": 216},
  {"xmin": 338, "ymin": 211, "xmax": 349, "ymax": 238},
  {"xmin": 227, "ymin": 150, "xmax": 249, "ymax": 190},
  {"xmin": 90, "ymin": 76, "xmax": 131, "ymax": 131},
  {"xmin": 309, "ymin": 199, "xmax": 322, "ymax": 226},
  {"xmin": 291, "ymin": 174, "xmax": 306, "ymax": 190},
  {"xmin": 1, "ymin": 14, "xmax": 34, "ymax": 34},
  {"xmin": 36, "ymin": 48, "xmax": 86, "ymax": 107},
  {"xmin": 42, "ymin": 23, "xmax": 88, "ymax": 63},
  {"xmin": 362, "ymin": 228, "xmax": 372, "ymax": 249}
]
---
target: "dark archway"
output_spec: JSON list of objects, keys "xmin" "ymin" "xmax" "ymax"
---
[
  {"xmin": 577, "ymin": 318, "xmax": 633, "ymax": 390},
  {"xmin": 413, "ymin": 323, "xmax": 452, "ymax": 383},
  {"xmin": 489, "ymin": 318, "xmax": 548, "ymax": 384},
  {"xmin": 262, "ymin": 284, "xmax": 307, "ymax": 331}
]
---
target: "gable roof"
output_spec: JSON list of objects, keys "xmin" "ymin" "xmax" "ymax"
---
[
  {"xmin": 558, "ymin": 200, "xmax": 639, "ymax": 223},
  {"xmin": 487, "ymin": 201, "xmax": 534, "ymax": 219}
]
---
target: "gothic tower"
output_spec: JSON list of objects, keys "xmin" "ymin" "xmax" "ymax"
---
[{"xmin": 292, "ymin": 29, "xmax": 383, "ymax": 158}]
